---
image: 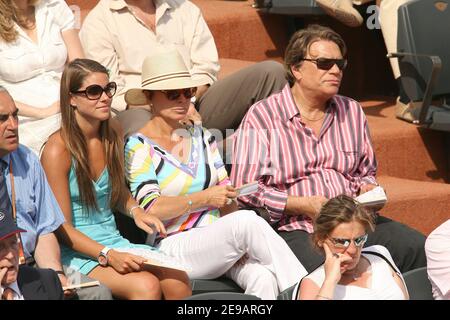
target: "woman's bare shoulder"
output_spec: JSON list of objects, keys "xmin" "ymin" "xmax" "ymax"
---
[{"xmin": 41, "ymin": 130, "xmax": 71, "ymax": 168}]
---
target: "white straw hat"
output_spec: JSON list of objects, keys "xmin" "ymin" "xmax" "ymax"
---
[{"xmin": 125, "ymin": 49, "xmax": 209, "ymax": 105}]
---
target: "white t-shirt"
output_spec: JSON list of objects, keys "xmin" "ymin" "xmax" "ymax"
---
[
  {"xmin": 425, "ymin": 219, "xmax": 450, "ymax": 300},
  {"xmin": 296, "ymin": 245, "xmax": 408, "ymax": 300}
]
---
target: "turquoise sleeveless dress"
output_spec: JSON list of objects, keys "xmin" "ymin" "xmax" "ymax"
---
[{"xmin": 60, "ymin": 163, "xmax": 155, "ymax": 275}]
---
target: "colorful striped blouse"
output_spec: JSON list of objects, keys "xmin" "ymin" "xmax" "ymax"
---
[
  {"xmin": 125, "ymin": 125, "xmax": 229, "ymax": 239},
  {"xmin": 230, "ymin": 84, "xmax": 378, "ymax": 233}
]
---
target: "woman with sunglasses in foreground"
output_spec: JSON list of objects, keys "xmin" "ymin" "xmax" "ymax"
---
[
  {"xmin": 124, "ymin": 49, "xmax": 307, "ymax": 300},
  {"xmin": 296, "ymin": 195, "xmax": 409, "ymax": 300},
  {"xmin": 40, "ymin": 59, "xmax": 191, "ymax": 300}
]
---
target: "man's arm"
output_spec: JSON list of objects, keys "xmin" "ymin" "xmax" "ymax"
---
[
  {"xmin": 34, "ymin": 233, "xmax": 63, "ymax": 271},
  {"xmin": 285, "ymin": 195, "xmax": 328, "ymax": 220},
  {"xmin": 231, "ymin": 117, "xmax": 288, "ymax": 223},
  {"xmin": 425, "ymin": 220, "xmax": 450, "ymax": 300},
  {"xmin": 188, "ymin": 4, "xmax": 220, "ymax": 85},
  {"xmin": 231, "ymin": 111, "xmax": 329, "ymax": 221}
]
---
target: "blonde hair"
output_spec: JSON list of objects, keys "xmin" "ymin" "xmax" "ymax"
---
[
  {"xmin": 312, "ymin": 195, "xmax": 375, "ymax": 249},
  {"xmin": 0, "ymin": 0, "xmax": 40, "ymax": 43},
  {"xmin": 59, "ymin": 58, "xmax": 128, "ymax": 212}
]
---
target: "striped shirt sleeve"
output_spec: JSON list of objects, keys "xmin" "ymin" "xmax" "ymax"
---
[
  {"xmin": 231, "ymin": 115, "xmax": 288, "ymax": 222},
  {"xmin": 124, "ymin": 136, "xmax": 161, "ymax": 211}
]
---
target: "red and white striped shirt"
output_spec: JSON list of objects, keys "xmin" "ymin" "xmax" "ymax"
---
[{"xmin": 230, "ymin": 84, "xmax": 377, "ymax": 233}]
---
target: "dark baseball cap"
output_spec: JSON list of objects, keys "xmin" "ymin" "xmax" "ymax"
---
[{"xmin": 0, "ymin": 210, "xmax": 26, "ymax": 241}]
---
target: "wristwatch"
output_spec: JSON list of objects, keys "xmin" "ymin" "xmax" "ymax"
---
[{"xmin": 97, "ymin": 246, "xmax": 111, "ymax": 267}]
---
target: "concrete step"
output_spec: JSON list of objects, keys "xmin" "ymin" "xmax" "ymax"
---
[
  {"xmin": 378, "ymin": 176, "xmax": 450, "ymax": 235},
  {"xmin": 67, "ymin": 0, "xmax": 290, "ymax": 62},
  {"xmin": 362, "ymin": 98, "xmax": 449, "ymax": 183}
]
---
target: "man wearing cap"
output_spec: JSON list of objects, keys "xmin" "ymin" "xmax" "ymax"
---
[
  {"xmin": 0, "ymin": 210, "xmax": 64, "ymax": 300},
  {"xmin": 0, "ymin": 85, "xmax": 112, "ymax": 300}
]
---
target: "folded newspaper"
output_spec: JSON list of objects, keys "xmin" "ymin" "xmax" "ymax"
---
[
  {"xmin": 355, "ymin": 186, "xmax": 387, "ymax": 206},
  {"xmin": 116, "ymin": 247, "xmax": 192, "ymax": 272}
]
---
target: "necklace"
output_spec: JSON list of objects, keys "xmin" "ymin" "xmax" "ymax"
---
[{"xmin": 300, "ymin": 111, "xmax": 325, "ymax": 122}]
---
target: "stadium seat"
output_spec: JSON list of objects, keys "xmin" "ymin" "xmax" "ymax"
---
[
  {"xmin": 253, "ymin": 0, "xmax": 325, "ymax": 15},
  {"xmin": 402, "ymin": 267, "xmax": 434, "ymax": 300},
  {"xmin": 191, "ymin": 277, "xmax": 243, "ymax": 295},
  {"xmin": 388, "ymin": 0, "xmax": 450, "ymax": 131},
  {"xmin": 184, "ymin": 292, "xmax": 260, "ymax": 300},
  {"xmin": 277, "ymin": 284, "xmax": 297, "ymax": 300}
]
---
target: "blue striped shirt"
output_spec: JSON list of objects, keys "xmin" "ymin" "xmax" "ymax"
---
[{"xmin": 0, "ymin": 145, "xmax": 65, "ymax": 258}]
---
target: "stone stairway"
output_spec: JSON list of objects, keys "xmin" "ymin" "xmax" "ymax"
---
[{"xmin": 68, "ymin": 0, "xmax": 449, "ymax": 235}]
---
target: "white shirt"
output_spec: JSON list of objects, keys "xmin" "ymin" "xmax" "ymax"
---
[
  {"xmin": 425, "ymin": 219, "xmax": 450, "ymax": 300},
  {"xmin": 0, "ymin": 0, "xmax": 74, "ymax": 109},
  {"xmin": 1, "ymin": 281, "xmax": 25, "ymax": 300},
  {"xmin": 80, "ymin": 0, "xmax": 220, "ymax": 111},
  {"xmin": 0, "ymin": 0, "xmax": 75, "ymax": 154}
]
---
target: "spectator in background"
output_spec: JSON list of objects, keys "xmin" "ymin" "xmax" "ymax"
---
[
  {"xmin": 1, "ymin": 207, "xmax": 64, "ymax": 300},
  {"xmin": 80, "ymin": 0, "xmax": 286, "ymax": 138},
  {"xmin": 124, "ymin": 49, "xmax": 307, "ymax": 300},
  {"xmin": 41, "ymin": 59, "xmax": 191, "ymax": 300},
  {"xmin": 296, "ymin": 195, "xmax": 409, "ymax": 300},
  {"xmin": 0, "ymin": 0, "xmax": 84, "ymax": 155},
  {"xmin": 425, "ymin": 219, "xmax": 450, "ymax": 300},
  {"xmin": 0, "ymin": 85, "xmax": 112, "ymax": 300},
  {"xmin": 231, "ymin": 24, "xmax": 426, "ymax": 274}
]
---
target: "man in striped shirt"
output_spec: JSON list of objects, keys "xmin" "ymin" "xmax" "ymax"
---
[{"xmin": 231, "ymin": 25, "xmax": 426, "ymax": 273}]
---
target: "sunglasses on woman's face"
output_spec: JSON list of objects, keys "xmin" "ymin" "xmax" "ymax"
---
[
  {"xmin": 72, "ymin": 82, "xmax": 117, "ymax": 100},
  {"xmin": 329, "ymin": 234, "xmax": 368, "ymax": 249},
  {"xmin": 300, "ymin": 58, "xmax": 348, "ymax": 71},
  {"xmin": 160, "ymin": 88, "xmax": 197, "ymax": 101}
]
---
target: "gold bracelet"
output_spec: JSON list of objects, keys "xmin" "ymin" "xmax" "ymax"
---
[{"xmin": 316, "ymin": 294, "xmax": 332, "ymax": 300}]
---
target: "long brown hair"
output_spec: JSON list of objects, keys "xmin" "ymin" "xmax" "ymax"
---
[
  {"xmin": 60, "ymin": 58, "xmax": 128, "ymax": 212},
  {"xmin": 0, "ymin": 0, "xmax": 39, "ymax": 43}
]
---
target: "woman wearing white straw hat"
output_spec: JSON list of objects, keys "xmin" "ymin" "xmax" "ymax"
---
[{"xmin": 124, "ymin": 49, "xmax": 307, "ymax": 299}]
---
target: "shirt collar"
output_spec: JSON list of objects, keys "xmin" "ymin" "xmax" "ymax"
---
[
  {"xmin": 2, "ymin": 281, "xmax": 21, "ymax": 299},
  {"xmin": 281, "ymin": 84, "xmax": 338, "ymax": 121},
  {"xmin": 0, "ymin": 153, "xmax": 10, "ymax": 170},
  {"xmin": 110, "ymin": 0, "xmax": 172, "ymax": 11}
]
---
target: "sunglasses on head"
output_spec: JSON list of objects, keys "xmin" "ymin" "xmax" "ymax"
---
[
  {"xmin": 160, "ymin": 88, "xmax": 197, "ymax": 101},
  {"xmin": 72, "ymin": 82, "xmax": 117, "ymax": 100},
  {"xmin": 329, "ymin": 234, "xmax": 368, "ymax": 249},
  {"xmin": 301, "ymin": 58, "xmax": 348, "ymax": 71}
]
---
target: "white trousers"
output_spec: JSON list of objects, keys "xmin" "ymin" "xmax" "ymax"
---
[
  {"xmin": 156, "ymin": 210, "xmax": 307, "ymax": 299},
  {"xmin": 379, "ymin": 0, "xmax": 412, "ymax": 79}
]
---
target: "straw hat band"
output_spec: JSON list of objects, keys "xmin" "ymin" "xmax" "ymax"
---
[
  {"xmin": 142, "ymin": 71, "xmax": 192, "ymax": 87},
  {"xmin": 125, "ymin": 49, "xmax": 211, "ymax": 105}
]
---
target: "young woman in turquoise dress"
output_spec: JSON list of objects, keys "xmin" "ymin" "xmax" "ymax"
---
[{"xmin": 40, "ymin": 58, "xmax": 191, "ymax": 300}]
